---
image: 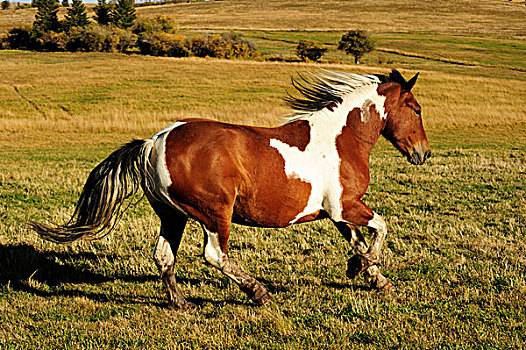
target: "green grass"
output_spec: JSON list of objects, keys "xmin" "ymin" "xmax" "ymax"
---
[{"xmin": 1, "ymin": 128, "xmax": 525, "ymax": 348}]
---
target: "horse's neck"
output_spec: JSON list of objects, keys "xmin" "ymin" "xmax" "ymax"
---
[{"xmin": 304, "ymin": 101, "xmax": 384, "ymax": 159}]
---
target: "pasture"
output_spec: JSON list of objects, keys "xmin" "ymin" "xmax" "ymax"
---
[{"xmin": 1, "ymin": 0, "xmax": 525, "ymax": 348}]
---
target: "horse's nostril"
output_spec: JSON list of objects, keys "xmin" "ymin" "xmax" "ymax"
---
[
  {"xmin": 424, "ymin": 150, "xmax": 432, "ymax": 161},
  {"xmin": 411, "ymin": 151, "xmax": 422, "ymax": 165}
]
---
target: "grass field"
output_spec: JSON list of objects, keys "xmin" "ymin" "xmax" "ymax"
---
[{"xmin": 1, "ymin": 0, "xmax": 526, "ymax": 349}]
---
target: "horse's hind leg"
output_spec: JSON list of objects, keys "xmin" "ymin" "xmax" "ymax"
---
[
  {"xmin": 152, "ymin": 207, "xmax": 194, "ymax": 309},
  {"xmin": 201, "ymin": 223, "xmax": 272, "ymax": 306},
  {"xmin": 333, "ymin": 222, "xmax": 395, "ymax": 291}
]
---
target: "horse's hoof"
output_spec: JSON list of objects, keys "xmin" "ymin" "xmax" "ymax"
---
[
  {"xmin": 254, "ymin": 292, "xmax": 273, "ymax": 306},
  {"xmin": 371, "ymin": 278, "xmax": 396, "ymax": 292},
  {"xmin": 379, "ymin": 280, "xmax": 396, "ymax": 292},
  {"xmin": 168, "ymin": 300, "xmax": 197, "ymax": 311},
  {"xmin": 346, "ymin": 255, "xmax": 364, "ymax": 279}
]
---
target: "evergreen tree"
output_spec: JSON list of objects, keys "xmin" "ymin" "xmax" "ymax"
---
[
  {"xmin": 33, "ymin": 0, "xmax": 60, "ymax": 33},
  {"xmin": 94, "ymin": 0, "xmax": 112, "ymax": 25},
  {"xmin": 110, "ymin": 0, "xmax": 136, "ymax": 29},
  {"xmin": 64, "ymin": 0, "xmax": 90, "ymax": 29}
]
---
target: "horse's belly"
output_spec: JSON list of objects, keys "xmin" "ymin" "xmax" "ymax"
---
[{"xmin": 232, "ymin": 179, "xmax": 316, "ymax": 227}]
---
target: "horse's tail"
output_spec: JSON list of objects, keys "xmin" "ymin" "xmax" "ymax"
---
[{"xmin": 30, "ymin": 139, "xmax": 155, "ymax": 243}]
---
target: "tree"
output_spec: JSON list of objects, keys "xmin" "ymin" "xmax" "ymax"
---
[
  {"xmin": 64, "ymin": 0, "xmax": 90, "ymax": 29},
  {"xmin": 33, "ymin": 0, "xmax": 60, "ymax": 33},
  {"xmin": 296, "ymin": 40, "xmax": 327, "ymax": 62},
  {"xmin": 61, "ymin": 0, "xmax": 68, "ymax": 6},
  {"xmin": 1, "ymin": 0, "xmax": 10, "ymax": 10},
  {"xmin": 110, "ymin": 0, "xmax": 136, "ymax": 29},
  {"xmin": 338, "ymin": 30, "xmax": 375, "ymax": 64},
  {"xmin": 94, "ymin": 0, "xmax": 113, "ymax": 25}
]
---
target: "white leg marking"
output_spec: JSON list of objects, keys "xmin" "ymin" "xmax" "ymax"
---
[
  {"xmin": 367, "ymin": 212, "xmax": 387, "ymax": 233},
  {"xmin": 154, "ymin": 235, "xmax": 174, "ymax": 274},
  {"xmin": 363, "ymin": 212, "xmax": 387, "ymax": 263},
  {"xmin": 349, "ymin": 226, "xmax": 368, "ymax": 254},
  {"xmin": 202, "ymin": 226, "xmax": 226, "ymax": 270}
]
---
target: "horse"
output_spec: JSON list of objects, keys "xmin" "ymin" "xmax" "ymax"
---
[{"xmin": 31, "ymin": 69, "xmax": 431, "ymax": 309}]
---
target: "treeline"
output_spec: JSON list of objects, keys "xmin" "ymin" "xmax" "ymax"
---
[{"xmin": 0, "ymin": 0, "xmax": 259, "ymax": 59}]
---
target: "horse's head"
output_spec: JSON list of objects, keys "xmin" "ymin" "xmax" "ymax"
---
[{"xmin": 380, "ymin": 70, "xmax": 431, "ymax": 165}]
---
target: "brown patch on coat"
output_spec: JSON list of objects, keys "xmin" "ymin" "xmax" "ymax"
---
[
  {"xmin": 259, "ymin": 119, "xmax": 311, "ymax": 151},
  {"xmin": 163, "ymin": 119, "xmax": 313, "ymax": 241},
  {"xmin": 334, "ymin": 100, "xmax": 386, "ymax": 226}
]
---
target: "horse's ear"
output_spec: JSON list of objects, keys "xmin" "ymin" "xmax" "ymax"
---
[
  {"xmin": 388, "ymin": 69, "xmax": 404, "ymax": 84},
  {"xmin": 404, "ymin": 72, "xmax": 419, "ymax": 91}
]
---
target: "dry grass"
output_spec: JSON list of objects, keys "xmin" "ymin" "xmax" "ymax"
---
[
  {"xmin": 0, "ymin": 52, "xmax": 524, "ymax": 141},
  {"xmin": 135, "ymin": 0, "xmax": 526, "ymax": 37},
  {"xmin": 2, "ymin": 0, "xmax": 525, "ymax": 37}
]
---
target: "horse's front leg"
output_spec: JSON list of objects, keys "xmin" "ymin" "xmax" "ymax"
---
[{"xmin": 336, "ymin": 200, "xmax": 395, "ymax": 291}]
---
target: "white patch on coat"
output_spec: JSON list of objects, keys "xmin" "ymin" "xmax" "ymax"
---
[
  {"xmin": 360, "ymin": 99, "xmax": 376, "ymax": 122},
  {"xmin": 148, "ymin": 122, "xmax": 187, "ymax": 211},
  {"xmin": 270, "ymin": 84, "xmax": 386, "ymax": 224}
]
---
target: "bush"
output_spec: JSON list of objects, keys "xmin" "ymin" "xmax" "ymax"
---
[
  {"xmin": 138, "ymin": 32, "xmax": 189, "ymax": 57},
  {"xmin": 66, "ymin": 25, "xmax": 136, "ymax": 52},
  {"xmin": 133, "ymin": 15, "xmax": 178, "ymax": 35},
  {"xmin": 296, "ymin": 40, "xmax": 327, "ymax": 62},
  {"xmin": 38, "ymin": 30, "xmax": 69, "ymax": 51},
  {"xmin": 190, "ymin": 33, "xmax": 258, "ymax": 59},
  {"xmin": 2, "ymin": 25, "xmax": 38, "ymax": 50}
]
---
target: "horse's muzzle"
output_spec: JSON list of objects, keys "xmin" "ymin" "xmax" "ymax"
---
[{"xmin": 408, "ymin": 143, "xmax": 431, "ymax": 165}]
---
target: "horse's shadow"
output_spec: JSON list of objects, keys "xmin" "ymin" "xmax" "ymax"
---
[
  {"xmin": 1, "ymin": 244, "xmax": 364, "ymax": 308},
  {"xmin": 0, "ymin": 243, "xmax": 241, "ymax": 308}
]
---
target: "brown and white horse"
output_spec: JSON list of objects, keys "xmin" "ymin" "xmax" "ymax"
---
[{"xmin": 32, "ymin": 69, "xmax": 431, "ymax": 309}]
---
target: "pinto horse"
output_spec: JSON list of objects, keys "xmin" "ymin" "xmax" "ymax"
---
[{"xmin": 32, "ymin": 69, "xmax": 431, "ymax": 309}]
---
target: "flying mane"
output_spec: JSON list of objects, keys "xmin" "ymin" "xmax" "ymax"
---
[{"xmin": 285, "ymin": 69, "xmax": 411, "ymax": 120}]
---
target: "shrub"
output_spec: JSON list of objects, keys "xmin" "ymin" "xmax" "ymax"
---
[
  {"xmin": 138, "ymin": 32, "xmax": 189, "ymax": 57},
  {"xmin": 3, "ymin": 25, "xmax": 38, "ymax": 50},
  {"xmin": 190, "ymin": 33, "xmax": 258, "ymax": 59},
  {"xmin": 338, "ymin": 30, "xmax": 375, "ymax": 64},
  {"xmin": 133, "ymin": 15, "xmax": 178, "ymax": 35},
  {"xmin": 296, "ymin": 40, "xmax": 327, "ymax": 62},
  {"xmin": 38, "ymin": 30, "xmax": 69, "ymax": 51},
  {"xmin": 221, "ymin": 33, "xmax": 257, "ymax": 58},
  {"xmin": 66, "ymin": 25, "xmax": 136, "ymax": 52},
  {"xmin": 1, "ymin": 0, "xmax": 10, "ymax": 10}
]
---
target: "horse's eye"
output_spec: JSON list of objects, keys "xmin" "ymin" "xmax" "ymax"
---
[{"xmin": 413, "ymin": 109, "xmax": 421, "ymax": 116}]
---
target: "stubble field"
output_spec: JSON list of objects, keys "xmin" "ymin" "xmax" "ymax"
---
[{"xmin": 0, "ymin": 0, "xmax": 525, "ymax": 349}]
